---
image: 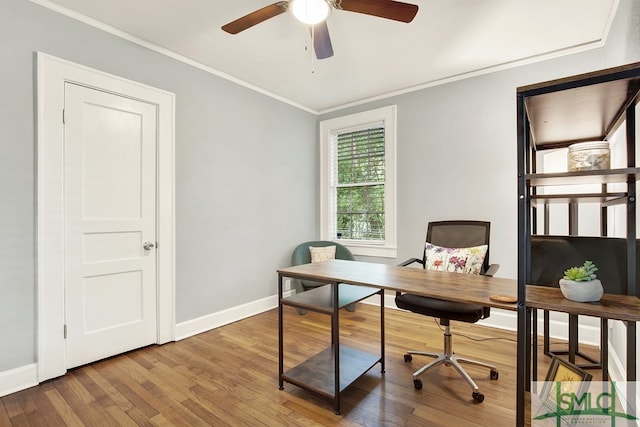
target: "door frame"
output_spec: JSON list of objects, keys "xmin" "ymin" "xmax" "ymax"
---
[{"xmin": 36, "ymin": 52, "xmax": 176, "ymax": 382}]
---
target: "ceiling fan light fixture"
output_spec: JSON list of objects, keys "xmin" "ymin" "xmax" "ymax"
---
[{"xmin": 290, "ymin": 0, "xmax": 331, "ymax": 25}]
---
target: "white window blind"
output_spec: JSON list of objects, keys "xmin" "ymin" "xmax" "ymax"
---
[{"xmin": 331, "ymin": 125, "xmax": 385, "ymax": 241}]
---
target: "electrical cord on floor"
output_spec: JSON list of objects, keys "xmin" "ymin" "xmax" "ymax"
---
[{"xmin": 433, "ymin": 318, "xmax": 570, "ymax": 347}]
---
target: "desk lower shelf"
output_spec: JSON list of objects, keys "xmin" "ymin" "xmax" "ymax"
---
[
  {"xmin": 281, "ymin": 345, "xmax": 381, "ymax": 399},
  {"xmin": 281, "ymin": 283, "xmax": 380, "ymax": 314}
]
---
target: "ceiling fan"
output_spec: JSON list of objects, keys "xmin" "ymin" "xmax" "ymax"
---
[{"xmin": 221, "ymin": 0, "xmax": 419, "ymax": 60}]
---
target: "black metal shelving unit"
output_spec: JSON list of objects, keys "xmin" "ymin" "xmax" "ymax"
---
[{"xmin": 516, "ymin": 62, "xmax": 640, "ymax": 426}]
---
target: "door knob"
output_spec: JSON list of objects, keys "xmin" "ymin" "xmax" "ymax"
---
[{"xmin": 143, "ymin": 241, "xmax": 155, "ymax": 250}]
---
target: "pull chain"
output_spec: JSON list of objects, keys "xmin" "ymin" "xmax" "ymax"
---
[{"xmin": 310, "ymin": 25, "xmax": 316, "ymax": 74}]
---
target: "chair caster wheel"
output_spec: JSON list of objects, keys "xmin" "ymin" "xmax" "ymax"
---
[
  {"xmin": 404, "ymin": 354, "xmax": 412, "ymax": 362},
  {"xmin": 490, "ymin": 369, "xmax": 499, "ymax": 380},
  {"xmin": 413, "ymin": 379, "xmax": 422, "ymax": 390},
  {"xmin": 472, "ymin": 391, "xmax": 484, "ymax": 403}
]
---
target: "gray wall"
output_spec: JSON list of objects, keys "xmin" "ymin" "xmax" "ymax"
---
[
  {"xmin": 320, "ymin": 0, "xmax": 640, "ymax": 282},
  {"xmin": 1, "ymin": 0, "xmax": 638, "ymax": 376},
  {"xmin": 0, "ymin": 0, "xmax": 317, "ymax": 372}
]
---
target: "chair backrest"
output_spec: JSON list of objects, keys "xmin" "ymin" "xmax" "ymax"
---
[
  {"xmin": 423, "ymin": 220, "xmax": 491, "ymax": 274},
  {"xmin": 530, "ymin": 235, "xmax": 638, "ymax": 295},
  {"xmin": 291, "ymin": 241, "xmax": 355, "ymax": 290}
]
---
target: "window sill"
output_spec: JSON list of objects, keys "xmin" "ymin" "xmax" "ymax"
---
[{"xmin": 342, "ymin": 243, "xmax": 397, "ymax": 258}]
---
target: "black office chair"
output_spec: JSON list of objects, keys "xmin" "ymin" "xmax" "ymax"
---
[{"xmin": 395, "ymin": 220, "xmax": 500, "ymax": 403}]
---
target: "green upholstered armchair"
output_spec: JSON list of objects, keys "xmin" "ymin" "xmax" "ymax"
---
[{"xmin": 291, "ymin": 240, "xmax": 356, "ymax": 313}]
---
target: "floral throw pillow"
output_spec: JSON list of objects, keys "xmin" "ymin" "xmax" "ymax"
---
[
  {"xmin": 309, "ymin": 245, "xmax": 336, "ymax": 263},
  {"xmin": 424, "ymin": 242, "xmax": 488, "ymax": 275}
]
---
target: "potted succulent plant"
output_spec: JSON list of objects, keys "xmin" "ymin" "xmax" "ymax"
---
[{"xmin": 558, "ymin": 261, "xmax": 603, "ymax": 302}]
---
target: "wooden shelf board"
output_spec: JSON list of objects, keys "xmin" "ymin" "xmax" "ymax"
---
[
  {"xmin": 526, "ymin": 168, "xmax": 640, "ymax": 187},
  {"xmin": 526, "ymin": 286, "xmax": 640, "ymax": 322},
  {"xmin": 518, "ymin": 62, "xmax": 640, "ymax": 148},
  {"xmin": 282, "ymin": 345, "xmax": 381, "ymax": 398},
  {"xmin": 530, "ymin": 193, "xmax": 627, "ymax": 206},
  {"xmin": 281, "ymin": 283, "xmax": 379, "ymax": 314}
]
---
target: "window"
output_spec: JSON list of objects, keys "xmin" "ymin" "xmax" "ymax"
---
[
  {"xmin": 320, "ymin": 106, "xmax": 397, "ymax": 258},
  {"xmin": 336, "ymin": 127, "xmax": 385, "ymax": 240}
]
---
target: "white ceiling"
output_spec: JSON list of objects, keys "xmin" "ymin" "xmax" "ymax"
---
[{"xmin": 36, "ymin": 0, "xmax": 618, "ymax": 113}]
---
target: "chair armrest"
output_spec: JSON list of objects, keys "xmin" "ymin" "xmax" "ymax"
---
[
  {"xmin": 399, "ymin": 257, "xmax": 424, "ymax": 267},
  {"xmin": 396, "ymin": 258, "xmax": 423, "ymax": 297},
  {"xmin": 483, "ymin": 263, "xmax": 500, "ymax": 277}
]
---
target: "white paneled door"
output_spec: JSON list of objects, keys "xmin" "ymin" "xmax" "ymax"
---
[{"xmin": 64, "ymin": 82, "xmax": 158, "ymax": 368}]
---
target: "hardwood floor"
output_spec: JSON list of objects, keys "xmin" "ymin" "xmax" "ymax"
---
[{"xmin": 1, "ymin": 304, "xmax": 601, "ymax": 426}]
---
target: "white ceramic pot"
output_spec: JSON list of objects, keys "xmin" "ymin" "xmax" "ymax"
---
[{"xmin": 559, "ymin": 278, "xmax": 603, "ymax": 302}]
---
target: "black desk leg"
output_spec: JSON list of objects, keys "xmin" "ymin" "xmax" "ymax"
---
[
  {"xmin": 530, "ymin": 308, "xmax": 536, "ymax": 392},
  {"xmin": 380, "ymin": 289, "xmax": 385, "ymax": 374},
  {"xmin": 543, "ymin": 310, "xmax": 550, "ymax": 356},
  {"xmin": 278, "ymin": 274, "xmax": 284, "ymax": 390},
  {"xmin": 568, "ymin": 314, "xmax": 578, "ymax": 365},
  {"xmin": 332, "ymin": 281, "xmax": 340, "ymax": 415},
  {"xmin": 626, "ymin": 322, "xmax": 637, "ymax": 418},
  {"xmin": 601, "ymin": 318, "xmax": 608, "ymax": 381},
  {"xmin": 517, "ymin": 305, "xmax": 529, "ymax": 427}
]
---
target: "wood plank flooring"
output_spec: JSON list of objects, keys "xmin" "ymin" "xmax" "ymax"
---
[{"xmin": 1, "ymin": 304, "xmax": 601, "ymax": 426}]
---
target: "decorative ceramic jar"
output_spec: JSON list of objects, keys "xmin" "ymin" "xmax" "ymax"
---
[
  {"xmin": 559, "ymin": 278, "xmax": 603, "ymax": 302},
  {"xmin": 567, "ymin": 141, "xmax": 610, "ymax": 171}
]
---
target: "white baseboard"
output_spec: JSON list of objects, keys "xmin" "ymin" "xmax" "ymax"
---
[
  {"xmin": 0, "ymin": 364, "xmax": 37, "ymax": 398},
  {"xmin": 478, "ymin": 308, "xmax": 517, "ymax": 331},
  {"xmin": 175, "ymin": 290, "xmax": 290, "ymax": 341},
  {"xmin": 607, "ymin": 342, "xmax": 625, "ymax": 382}
]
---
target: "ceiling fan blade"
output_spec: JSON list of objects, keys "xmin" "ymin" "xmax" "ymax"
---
[
  {"xmin": 336, "ymin": 0, "xmax": 419, "ymax": 23},
  {"xmin": 312, "ymin": 21, "xmax": 334, "ymax": 59},
  {"xmin": 221, "ymin": 1, "xmax": 289, "ymax": 34}
]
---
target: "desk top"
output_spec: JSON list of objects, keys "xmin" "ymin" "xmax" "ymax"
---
[
  {"xmin": 278, "ymin": 259, "xmax": 519, "ymax": 311},
  {"xmin": 278, "ymin": 260, "xmax": 640, "ymax": 322}
]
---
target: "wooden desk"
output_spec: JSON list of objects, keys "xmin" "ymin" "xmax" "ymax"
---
[
  {"xmin": 277, "ymin": 260, "xmax": 640, "ymax": 423},
  {"xmin": 277, "ymin": 259, "xmax": 518, "ymax": 414}
]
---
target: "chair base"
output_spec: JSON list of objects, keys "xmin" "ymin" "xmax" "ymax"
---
[{"xmin": 404, "ymin": 325, "xmax": 498, "ymax": 403}]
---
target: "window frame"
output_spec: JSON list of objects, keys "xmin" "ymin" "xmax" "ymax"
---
[{"xmin": 319, "ymin": 105, "xmax": 397, "ymax": 258}]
